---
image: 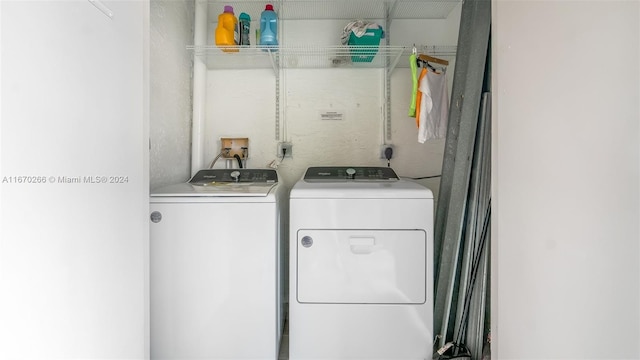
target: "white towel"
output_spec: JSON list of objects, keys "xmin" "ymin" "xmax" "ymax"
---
[
  {"xmin": 341, "ymin": 20, "xmax": 381, "ymax": 45},
  {"xmin": 418, "ymin": 70, "xmax": 449, "ymax": 143}
]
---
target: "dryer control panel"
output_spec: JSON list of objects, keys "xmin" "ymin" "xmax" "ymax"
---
[{"xmin": 303, "ymin": 166, "xmax": 399, "ymax": 182}]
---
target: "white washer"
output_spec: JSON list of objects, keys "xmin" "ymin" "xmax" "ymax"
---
[
  {"xmin": 150, "ymin": 169, "xmax": 286, "ymax": 360},
  {"xmin": 289, "ymin": 166, "xmax": 433, "ymax": 360}
]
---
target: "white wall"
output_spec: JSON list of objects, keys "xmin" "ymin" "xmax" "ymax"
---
[
  {"xmin": 0, "ymin": 1, "xmax": 149, "ymax": 358},
  {"xmin": 150, "ymin": 0, "xmax": 194, "ymax": 189},
  {"xmin": 492, "ymin": 1, "xmax": 640, "ymax": 358},
  {"xmin": 200, "ymin": 4, "xmax": 462, "ymax": 196}
]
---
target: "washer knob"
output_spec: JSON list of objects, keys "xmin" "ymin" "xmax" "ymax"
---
[
  {"xmin": 230, "ymin": 170, "xmax": 241, "ymax": 182},
  {"xmin": 346, "ymin": 168, "xmax": 356, "ymax": 179}
]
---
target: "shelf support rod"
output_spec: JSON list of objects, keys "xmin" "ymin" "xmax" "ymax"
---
[
  {"xmin": 275, "ymin": 55, "xmax": 282, "ymax": 141},
  {"xmin": 386, "ymin": 0, "xmax": 399, "ymax": 29},
  {"xmin": 266, "ymin": 49, "xmax": 279, "ymax": 77},
  {"xmin": 274, "ymin": 1, "xmax": 284, "ymax": 141},
  {"xmin": 387, "ymin": 47, "xmax": 405, "ymax": 76},
  {"xmin": 383, "ymin": 1, "xmax": 395, "ymax": 142}
]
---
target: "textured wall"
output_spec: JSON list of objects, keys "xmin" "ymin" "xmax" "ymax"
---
[{"xmin": 150, "ymin": 0, "xmax": 194, "ymax": 190}]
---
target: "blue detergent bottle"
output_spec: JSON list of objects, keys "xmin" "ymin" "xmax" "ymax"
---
[{"xmin": 259, "ymin": 4, "xmax": 278, "ymax": 48}]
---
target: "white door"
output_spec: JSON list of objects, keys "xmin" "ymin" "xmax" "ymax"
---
[
  {"xmin": 150, "ymin": 201, "xmax": 278, "ymax": 359},
  {"xmin": 296, "ymin": 229, "xmax": 427, "ymax": 304},
  {"xmin": 0, "ymin": 1, "xmax": 148, "ymax": 358}
]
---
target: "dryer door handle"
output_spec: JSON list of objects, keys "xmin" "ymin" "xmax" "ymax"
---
[{"xmin": 349, "ymin": 237, "xmax": 375, "ymax": 254}]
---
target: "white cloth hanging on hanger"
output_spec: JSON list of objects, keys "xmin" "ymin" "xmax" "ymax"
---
[{"xmin": 417, "ymin": 69, "xmax": 449, "ymax": 143}]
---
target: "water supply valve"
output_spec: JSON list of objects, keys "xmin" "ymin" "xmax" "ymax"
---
[{"xmin": 220, "ymin": 137, "xmax": 249, "ymax": 159}]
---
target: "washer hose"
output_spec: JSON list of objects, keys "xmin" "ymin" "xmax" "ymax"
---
[
  {"xmin": 234, "ymin": 154, "xmax": 243, "ymax": 168},
  {"xmin": 208, "ymin": 150, "xmax": 224, "ymax": 169}
]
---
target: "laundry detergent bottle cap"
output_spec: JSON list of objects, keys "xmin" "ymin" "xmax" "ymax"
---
[
  {"xmin": 215, "ymin": 5, "xmax": 239, "ymax": 52},
  {"xmin": 259, "ymin": 3, "xmax": 278, "ymax": 48}
]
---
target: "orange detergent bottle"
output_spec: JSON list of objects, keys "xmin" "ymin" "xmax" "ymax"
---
[{"xmin": 215, "ymin": 5, "xmax": 239, "ymax": 52}]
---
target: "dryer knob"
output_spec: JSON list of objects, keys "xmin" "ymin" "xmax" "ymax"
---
[
  {"xmin": 150, "ymin": 211, "xmax": 162, "ymax": 223},
  {"xmin": 301, "ymin": 236, "xmax": 313, "ymax": 248},
  {"xmin": 230, "ymin": 170, "xmax": 241, "ymax": 182}
]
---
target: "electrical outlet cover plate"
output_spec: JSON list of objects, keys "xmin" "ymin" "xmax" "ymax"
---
[
  {"xmin": 221, "ymin": 137, "xmax": 249, "ymax": 158},
  {"xmin": 278, "ymin": 142, "xmax": 292, "ymax": 158}
]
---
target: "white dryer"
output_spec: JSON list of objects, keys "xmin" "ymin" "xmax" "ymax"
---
[
  {"xmin": 150, "ymin": 169, "xmax": 286, "ymax": 360},
  {"xmin": 289, "ymin": 166, "xmax": 433, "ymax": 360}
]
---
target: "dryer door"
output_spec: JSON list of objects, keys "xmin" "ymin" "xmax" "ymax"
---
[{"xmin": 296, "ymin": 229, "xmax": 427, "ymax": 304}]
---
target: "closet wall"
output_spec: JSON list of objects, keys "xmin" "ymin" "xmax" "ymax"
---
[
  {"xmin": 150, "ymin": 0, "xmax": 195, "ymax": 189},
  {"xmin": 492, "ymin": 1, "xmax": 640, "ymax": 358}
]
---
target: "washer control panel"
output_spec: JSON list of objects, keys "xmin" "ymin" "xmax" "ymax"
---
[
  {"xmin": 189, "ymin": 169, "xmax": 278, "ymax": 184},
  {"xmin": 303, "ymin": 166, "xmax": 399, "ymax": 182}
]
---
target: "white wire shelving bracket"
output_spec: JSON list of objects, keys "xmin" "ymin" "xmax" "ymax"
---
[{"xmin": 88, "ymin": 0, "xmax": 114, "ymax": 19}]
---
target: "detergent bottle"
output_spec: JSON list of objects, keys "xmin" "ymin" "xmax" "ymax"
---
[
  {"xmin": 215, "ymin": 5, "xmax": 239, "ymax": 52},
  {"xmin": 238, "ymin": 13, "xmax": 251, "ymax": 46},
  {"xmin": 259, "ymin": 4, "xmax": 278, "ymax": 48}
]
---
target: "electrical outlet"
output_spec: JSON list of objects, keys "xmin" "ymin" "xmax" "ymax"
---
[
  {"xmin": 278, "ymin": 142, "xmax": 293, "ymax": 158},
  {"xmin": 221, "ymin": 137, "xmax": 249, "ymax": 158},
  {"xmin": 380, "ymin": 144, "xmax": 394, "ymax": 159}
]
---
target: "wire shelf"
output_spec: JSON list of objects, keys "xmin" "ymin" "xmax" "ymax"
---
[
  {"xmin": 189, "ymin": 45, "xmax": 408, "ymax": 71},
  {"xmin": 188, "ymin": 46, "xmax": 279, "ymax": 70},
  {"xmin": 188, "ymin": 45, "xmax": 458, "ymax": 71}
]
